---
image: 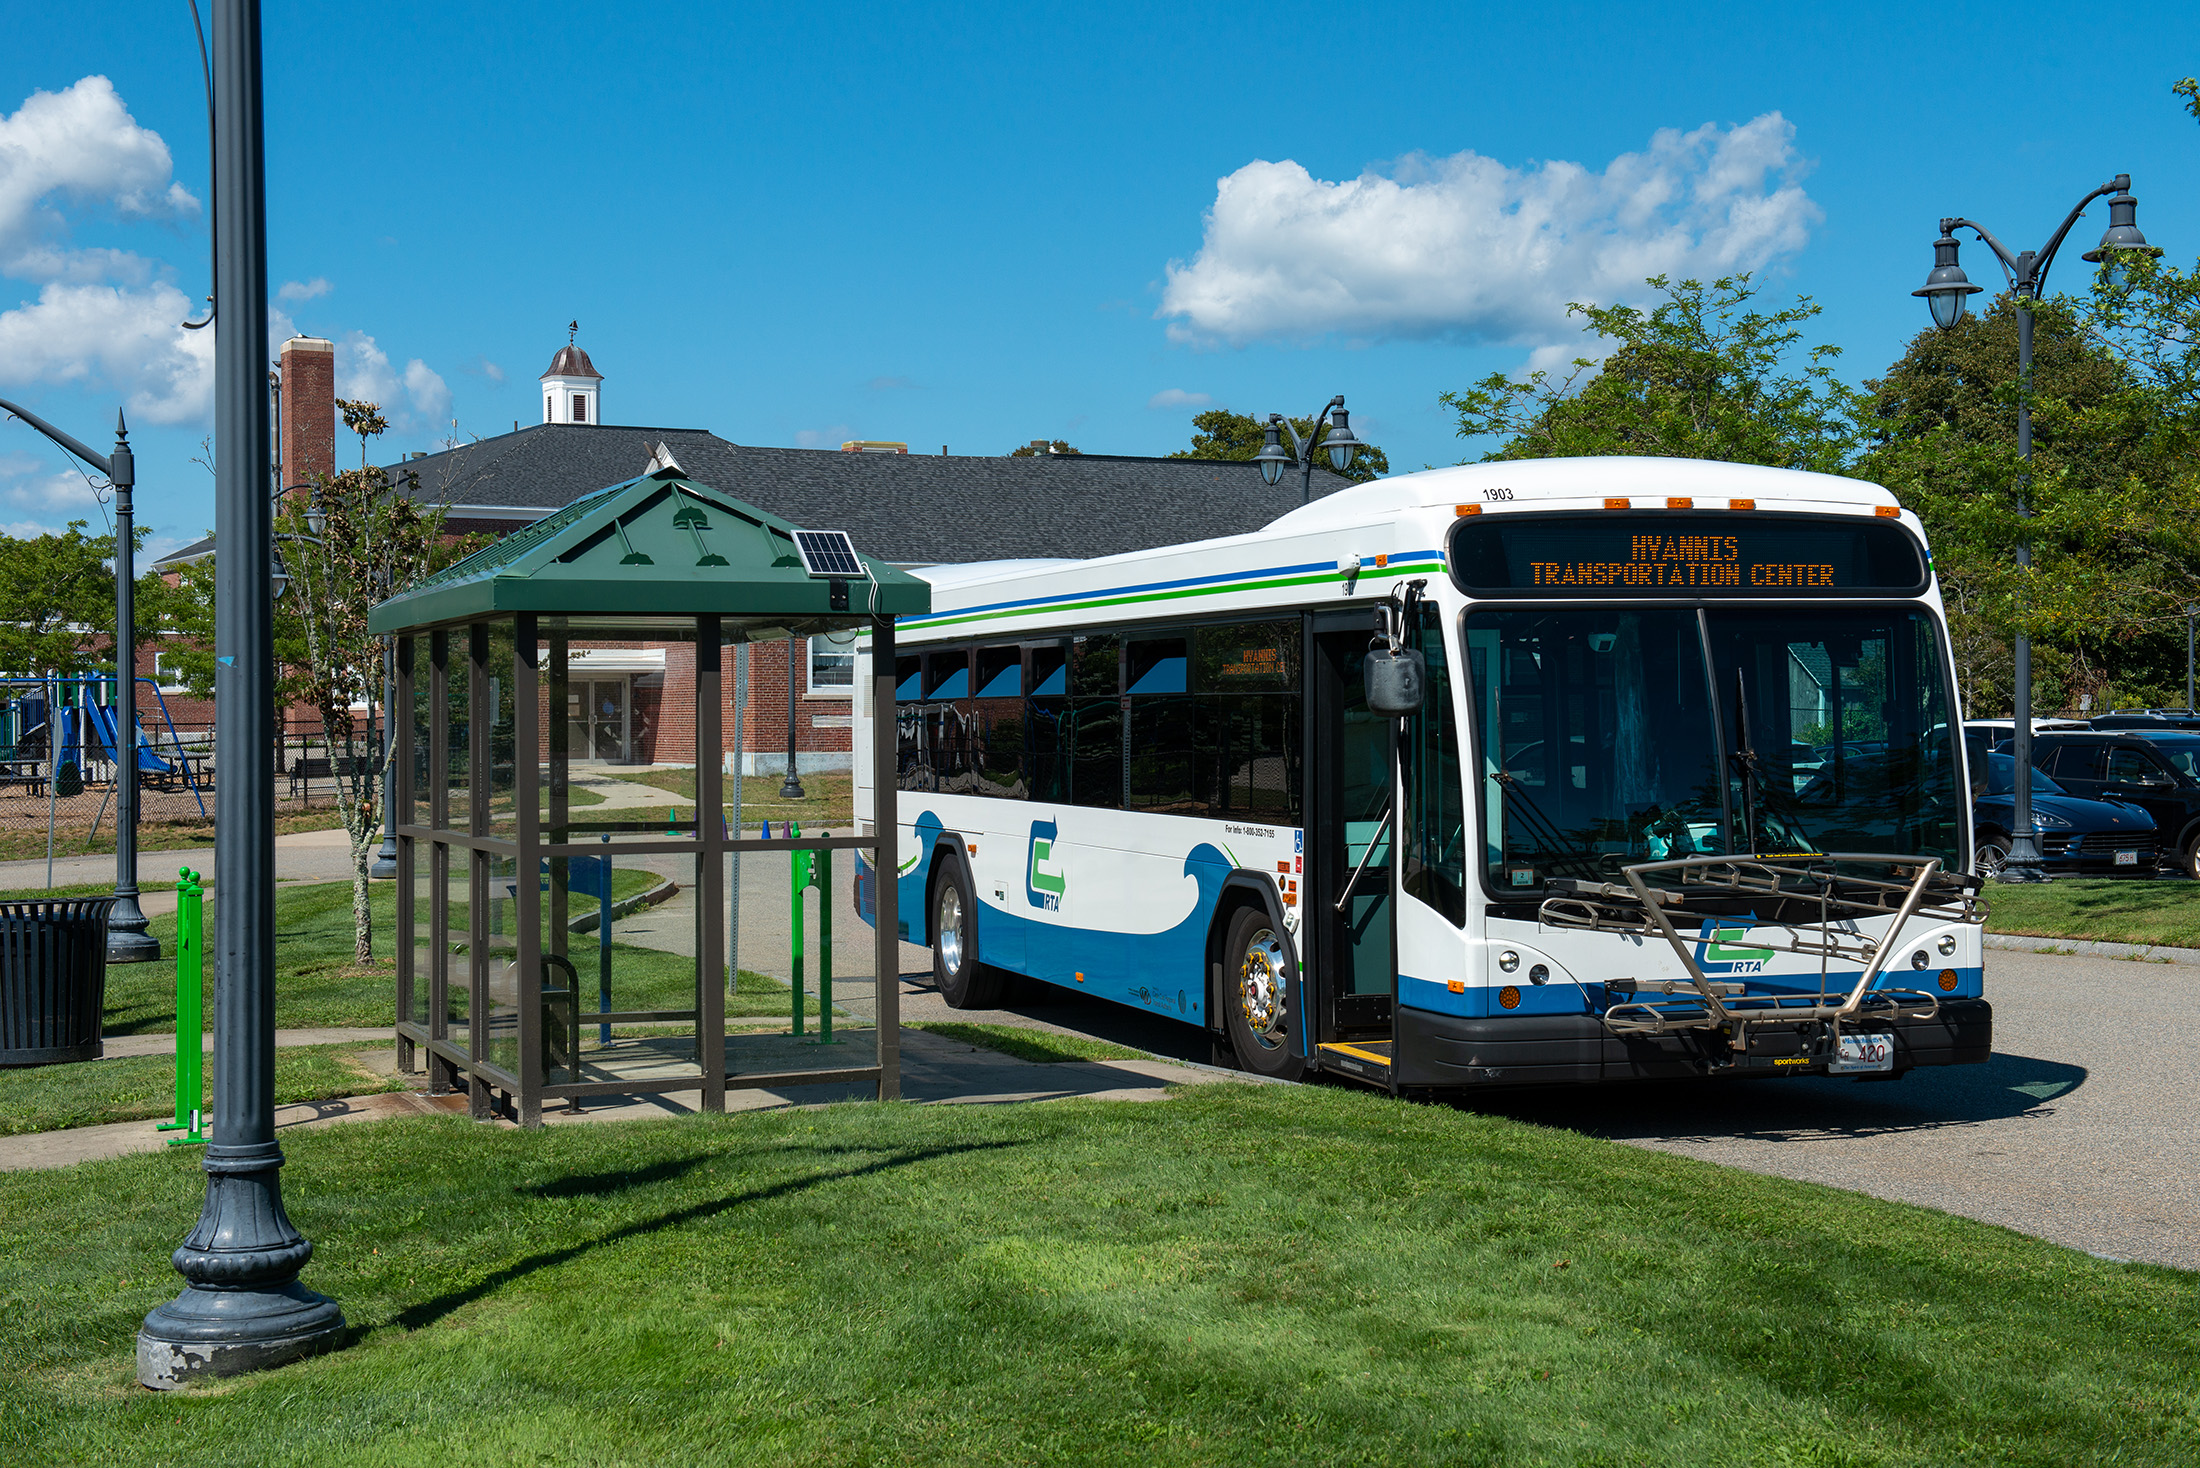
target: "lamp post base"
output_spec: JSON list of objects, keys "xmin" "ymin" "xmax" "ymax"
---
[
  {"xmin": 107, "ymin": 892, "xmax": 161, "ymax": 964},
  {"xmin": 137, "ymin": 1283, "xmax": 346, "ymax": 1388},
  {"xmin": 1994, "ymin": 836, "xmax": 2053, "ymax": 884},
  {"xmin": 369, "ymin": 834, "xmax": 397, "ymax": 880}
]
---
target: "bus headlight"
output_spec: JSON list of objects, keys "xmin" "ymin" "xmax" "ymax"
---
[
  {"xmin": 1498, "ymin": 950, "xmax": 1520, "ymax": 972},
  {"xmin": 1937, "ymin": 934, "xmax": 1957, "ymax": 956}
]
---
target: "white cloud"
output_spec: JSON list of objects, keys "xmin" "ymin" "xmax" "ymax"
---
[
  {"xmin": 334, "ymin": 330, "xmax": 449, "ymax": 434},
  {"xmin": 277, "ymin": 277, "xmax": 331, "ymax": 303},
  {"xmin": 1159, "ymin": 113, "xmax": 1819, "ymax": 347},
  {"xmin": 0, "ymin": 278, "xmax": 214, "ymax": 424},
  {"xmin": 794, "ymin": 425, "xmax": 853, "ymax": 449},
  {"xmin": 462, "ymin": 356, "xmax": 505, "ymax": 385},
  {"xmin": 1147, "ymin": 388, "xmax": 1213, "ymax": 410},
  {"xmin": 0, "ymin": 76, "xmax": 197, "ymax": 282}
]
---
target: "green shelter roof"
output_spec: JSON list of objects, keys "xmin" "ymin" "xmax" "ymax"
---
[{"xmin": 367, "ymin": 467, "xmax": 931, "ymax": 637}]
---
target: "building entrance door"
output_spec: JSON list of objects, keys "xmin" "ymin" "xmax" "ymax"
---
[{"xmin": 568, "ymin": 679, "xmax": 631, "ymax": 763}]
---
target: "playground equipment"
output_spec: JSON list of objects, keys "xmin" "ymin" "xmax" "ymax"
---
[
  {"xmin": 158, "ymin": 869, "xmax": 208, "ymax": 1147},
  {"xmin": 785, "ymin": 821, "xmax": 837, "ymax": 1043}
]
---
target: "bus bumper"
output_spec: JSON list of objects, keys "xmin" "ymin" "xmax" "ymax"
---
[{"xmin": 1393, "ymin": 999, "xmax": 1994, "ymax": 1088}]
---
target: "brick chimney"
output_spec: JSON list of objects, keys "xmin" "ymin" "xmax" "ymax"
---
[{"xmin": 279, "ymin": 336, "xmax": 336, "ymax": 492}]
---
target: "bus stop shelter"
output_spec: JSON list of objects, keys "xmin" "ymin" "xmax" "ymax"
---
[{"xmin": 367, "ymin": 458, "xmax": 928, "ymax": 1126}]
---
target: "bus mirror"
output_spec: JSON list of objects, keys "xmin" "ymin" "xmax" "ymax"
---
[{"xmin": 1367, "ymin": 648, "xmax": 1426, "ymax": 716}]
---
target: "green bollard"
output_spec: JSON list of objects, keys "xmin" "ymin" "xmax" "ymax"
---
[
  {"xmin": 158, "ymin": 869, "xmax": 207, "ymax": 1147},
  {"xmin": 789, "ymin": 822, "xmax": 807, "ymax": 1037},
  {"xmin": 816, "ymin": 844, "xmax": 834, "ymax": 1044}
]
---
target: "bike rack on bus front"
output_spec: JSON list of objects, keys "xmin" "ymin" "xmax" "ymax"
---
[{"xmin": 1537, "ymin": 854, "xmax": 1987, "ymax": 1054}]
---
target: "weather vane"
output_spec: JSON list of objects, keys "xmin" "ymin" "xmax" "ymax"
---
[{"xmin": 568, "ymin": 319, "xmax": 578, "ymax": 346}]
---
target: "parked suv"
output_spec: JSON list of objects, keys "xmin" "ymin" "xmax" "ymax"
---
[
  {"xmin": 2020, "ymin": 731, "xmax": 2200, "ymax": 876},
  {"xmin": 2090, "ymin": 710, "xmax": 2200, "ymax": 732}
]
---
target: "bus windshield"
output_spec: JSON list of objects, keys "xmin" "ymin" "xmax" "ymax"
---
[{"xmin": 1465, "ymin": 606, "xmax": 1961, "ymax": 892}]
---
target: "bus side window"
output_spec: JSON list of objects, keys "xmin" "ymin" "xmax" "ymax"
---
[
  {"xmin": 973, "ymin": 646, "xmax": 1025, "ymax": 798},
  {"xmin": 1126, "ymin": 636, "xmax": 1194, "ymax": 813},
  {"xmin": 1027, "ymin": 643, "xmax": 1071, "ymax": 804},
  {"xmin": 894, "ymin": 654, "xmax": 924, "ymax": 790},
  {"xmin": 924, "ymin": 650, "xmax": 974, "ymax": 793}
]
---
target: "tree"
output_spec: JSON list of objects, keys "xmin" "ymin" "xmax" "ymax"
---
[
  {"xmin": 166, "ymin": 400, "xmax": 473, "ymax": 963},
  {"xmin": 0, "ymin": 522, "xmax": 174, "ymax": 678},
  {"xmin": 338, "ymin": 399, "xmax": 388, "ymax": 470},
  {"xmin": 1009, "ymin": 440, "xmax": 1081, "ymax": 457},
  {"xmin": 1443, "ymin": 274, "xmax": 1861, "ymax": 473},
  {"xmin": 1861, "ymin": 294, "xmax": 2200, "ymax": 713},
  {"xmin": 1167, "ymin": 408, "xmax": 1389, "ymax": 484}
]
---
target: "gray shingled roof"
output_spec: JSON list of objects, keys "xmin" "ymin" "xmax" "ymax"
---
[{"xmin": 382, "ymin": 424, "xmax": 1349, "ymax": 563}]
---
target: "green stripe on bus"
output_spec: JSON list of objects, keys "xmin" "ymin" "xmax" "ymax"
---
[{"xmin": 900, "ymin": 557, "xmax": 1446, "ymax": 634}]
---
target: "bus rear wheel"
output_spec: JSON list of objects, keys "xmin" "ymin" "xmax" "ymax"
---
[
  {"xmin": 1223, "ymin": 906, "xmax": 1305, "ymax": 1081},
  {"xmin": 931, "ymin": 856, "xmax": 1000, "ymax": 1009}
]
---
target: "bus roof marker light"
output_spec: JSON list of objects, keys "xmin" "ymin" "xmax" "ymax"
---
[
  {"xmin": 1603, "ymin": 498, "xmax": 1628, "ymax": 510},
  {"xmin": 1876, "ymin": 506, "xmax": 1901, "ymax": 518},
  {"xmin": 1667, "ymin": 497, "xmax": 1693, "ymax": 509},
  {"xmin": 1455, "ymin": 504, "xmax": 1481, "ymax": 516},
  {"xmin": 1730, "ymin": 499, "xmax": 1755, "ymax": 511}
]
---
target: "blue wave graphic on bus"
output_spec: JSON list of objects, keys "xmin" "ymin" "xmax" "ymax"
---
[{"xmin": 884, "ymin": 809, "xmax": 1227, "ymax": 1019}]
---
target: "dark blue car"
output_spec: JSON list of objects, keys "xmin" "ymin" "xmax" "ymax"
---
[{"xmin": 1973, "ymin": 752, "xmax": 2158, "ymax": 877}]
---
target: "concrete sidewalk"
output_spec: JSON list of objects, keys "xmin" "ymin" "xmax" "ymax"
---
[{"xmin": 0, "ymin": 1024, "xmax": 1235, "ymax": 1172}]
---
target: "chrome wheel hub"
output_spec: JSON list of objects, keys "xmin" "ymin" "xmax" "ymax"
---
[
  {"xmin": 1237, "ymin": 928, "xmax": 1289, "ymax": 1050},
  {"xmin": 937, "ymin": 885, "xmax": 965, "ymax": 974}
]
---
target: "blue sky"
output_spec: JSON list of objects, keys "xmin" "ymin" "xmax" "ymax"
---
[{"xmin": 3, "ymin": 1, "xmax": 2197, "ymax": 559}]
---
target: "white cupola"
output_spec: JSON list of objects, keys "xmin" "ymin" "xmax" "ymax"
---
[{"xmin": 540, "ymin": 320, "xmax": 603, "ymax": 425}]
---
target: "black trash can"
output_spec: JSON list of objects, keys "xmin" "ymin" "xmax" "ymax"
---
[{"xmin": 0, "ymin": 897, "xmax": 115, "ymax": 1066}]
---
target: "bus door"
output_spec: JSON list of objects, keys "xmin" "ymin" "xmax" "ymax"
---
[{"xmin": 1310, "ymin": 617, "xmax": 1397, "ymax": 1076}]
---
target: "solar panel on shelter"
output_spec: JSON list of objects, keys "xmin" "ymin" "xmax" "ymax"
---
[{"xmin": 793, "ymin": 529, "xmax": 865, "ymax": 579}]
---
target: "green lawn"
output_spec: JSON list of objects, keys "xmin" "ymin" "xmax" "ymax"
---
[
  {"xmin": 917, "ymin": 1021, "xmax": 1152, "ymax": 1064},
  {"xmin": 1, "ymin": 1083, "xmax": 2193, "ymax": 1465},
  {"xmin": 0, "ymin": 1044, "xmax": 402, "ymax": 1136},
  {"xmin": 599, "ymin": 767, "xmax": 855, "ymax": 828},
  {"xmin": 1985, "ymin": 878, "xmax": 2200, "ymax": 948}
]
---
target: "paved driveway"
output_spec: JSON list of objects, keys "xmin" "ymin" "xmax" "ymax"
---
[{"xmin": 955, "ymin": 947, "xmax": 2199, "ymax": 1271}]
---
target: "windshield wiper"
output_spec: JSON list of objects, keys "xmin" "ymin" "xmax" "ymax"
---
[{"xmin": 1491, "ymin": 770, "xmax": 1604, "ymax": 879}]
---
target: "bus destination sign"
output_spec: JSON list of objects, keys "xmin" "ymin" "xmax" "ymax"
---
[{"xmin": 1449, "ymin": 512, "xmax": 1927, "ymax": 598}]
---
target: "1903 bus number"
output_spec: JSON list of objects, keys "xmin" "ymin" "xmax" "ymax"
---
[{"xmin": 1482, "ymin": 487, "xmax": 1514, "ymax": 501}]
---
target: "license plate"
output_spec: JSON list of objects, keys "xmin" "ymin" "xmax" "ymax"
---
[
  {"xmin": 2115, "ymin": 850, "xmax": 2139, "ymax": 866},
  {"xmin": 1830, "ymin": 1031, "xmax": 1894, "ymax": 1074}
]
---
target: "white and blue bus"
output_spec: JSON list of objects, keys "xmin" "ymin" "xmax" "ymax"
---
[{"xmin": 854, "ymin": 456, "xmax": 1991, "ymax": 1092}]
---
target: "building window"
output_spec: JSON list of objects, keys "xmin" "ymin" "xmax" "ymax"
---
[
  {"xmin": 808, "ymin": 634, "xmax": 854, "ymax": 696},
  {"xmin": 545, "ymin": 396, "xmax": 554, "ymax": 421},
  {"xmin": 152, "ymin": 650, "xmax": 190, "ymax": 693},
  {"xmin": 571, "ymin": 392, "xmax": 587, "ymax": 423}
]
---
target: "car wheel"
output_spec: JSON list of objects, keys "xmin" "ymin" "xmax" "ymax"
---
[
  {"xmin": 1222, "ymin": 906, "xmax": 1305, "ymax": 1081},
  {"xmin": 2183, "ymin": 835, "xmax": 2200, "ymax": 881},
  {"xmin": 1974, "ymin": 832, "xmax": 2009, "ymax": 878},
  {"xmin": 930, "ymin": 855, "xmax": 1000, "ymax": 1009}
]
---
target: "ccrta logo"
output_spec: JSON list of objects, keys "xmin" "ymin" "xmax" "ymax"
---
[
  {"xmin": 1026, "ymin": 820, "xmax": 1065, "ymax": 911},
  {"xmin": 1694, "ymin": 917, "xmax": 1774, "ymax": 974}
]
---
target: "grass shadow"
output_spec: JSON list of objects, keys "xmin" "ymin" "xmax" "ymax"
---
[{"xmin": 391, "ymin": 1138, "xmax": 1024, "ymax": 1333}]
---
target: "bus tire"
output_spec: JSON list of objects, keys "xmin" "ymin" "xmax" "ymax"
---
[
  {"xmin": 1222, "ymin": 906, "xmax": 1305, "ymax": 1081},
  {"xmin": 931, "ymin": 856, "xmax": 999, "ymax": 1009}
]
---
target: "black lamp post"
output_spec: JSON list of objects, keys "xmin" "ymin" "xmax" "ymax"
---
[
  {"xmin": 1253, "ymin": 396, "xmax": 1361, "ymax": 505},
  {"xmin": 1914, "ymin": 174, "xmax": 2160, "ymax": 884},
  {"xmin": 779, "ymin": 634, "xmax": 806, "ymax": 800},
  {"xmin": 138, "ymin": 0, "xmax": 345, "ymax": 1387},
  {"xmin": 0, "ymin": 400, "xmax": 159, "ymax": 963}
]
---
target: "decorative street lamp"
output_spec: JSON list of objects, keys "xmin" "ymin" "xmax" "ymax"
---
[
  {"xmin": 780, "ymin": 634, "xmax": 806, "ymax": 800},
  {"xmin": 1915, "ymin": 174, "xmax": 2160, "ymax": 884},
  {"xmin": 139, "ymin": 0, "xmax": 345, "ymax": 1387},
  {"xmin": 1254, "ymin": 396, "xmax": 1361, "ymax": 505},
  {"xmin": 0, "ymin": 400, "xmax": 159, "ymax": 963}
]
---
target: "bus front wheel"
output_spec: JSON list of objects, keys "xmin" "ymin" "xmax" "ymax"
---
[
  {"xmin": 931, "ymin": 856, "xmax": 1000, "ymax": 1009},
  {"xmin": 1223, "ymin": 907, "xmax": 1305, "ymax": 1081}
]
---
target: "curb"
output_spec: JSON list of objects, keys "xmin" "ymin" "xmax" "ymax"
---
[
  {"xmin": 567, "ymin": 879, "xmax": 679, "ymax": 933},
  {"xmin": 1985, "ymin": 932, "xmax": 2200, "ymax": 966}
]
